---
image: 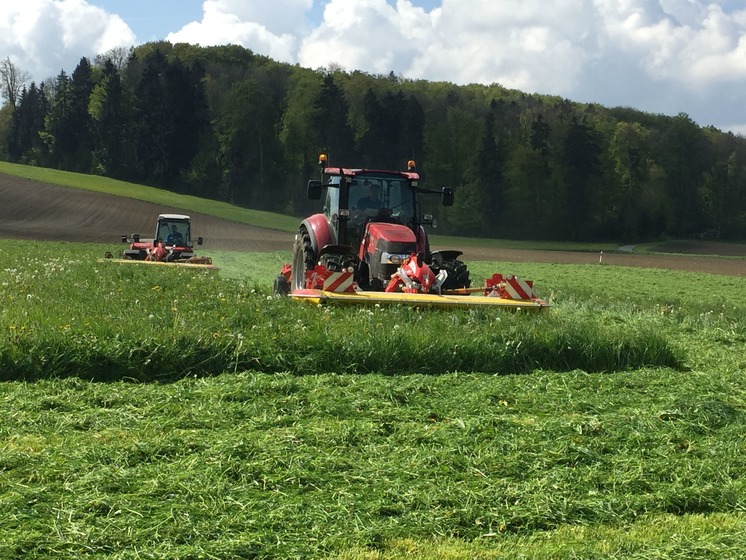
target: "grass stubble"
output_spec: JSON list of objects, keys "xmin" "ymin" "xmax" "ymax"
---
[{"xmin": 0, "ymin": 240, "xmax": 745, "ymax": 559}]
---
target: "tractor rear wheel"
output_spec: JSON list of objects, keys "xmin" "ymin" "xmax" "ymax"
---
[
  {"xmin": 290, "ymin": 227, "xmax": 316, "ymax": 291},
  {"xmin": 431, "ymin": 252, "xmax": 471, "ymax": 290},
  {"xmin": 441, "ymin": 258, "xmax": 471, "ymax": 290}
]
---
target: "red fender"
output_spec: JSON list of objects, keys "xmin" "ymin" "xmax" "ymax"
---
[
  {"xmin": 302, "ymin": 213, "xmax": 333, "ymax": 255},
  {"xmin": 414, "ymin": 225, "xmax": 429, "ymax": 255}
]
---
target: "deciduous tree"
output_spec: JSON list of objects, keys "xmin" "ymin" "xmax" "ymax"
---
[{"xmin": 0, "ymin": 57, "xmax": 31, "ymax": 107}]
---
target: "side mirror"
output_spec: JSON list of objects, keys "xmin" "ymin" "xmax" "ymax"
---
[
  {"xmin": 441, "ymin": 187, "xmax": 454, "ymax": 207},
  {"xmin": 421, "ymin": 214, "xmax": 438, "ymax": 229},
  {"xmin": 307, "ymin": 180, "xmax": 323, "ymax": 200}
]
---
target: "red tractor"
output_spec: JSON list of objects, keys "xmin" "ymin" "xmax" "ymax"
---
[
  {"xmin": 275, "ymin": 156, "xmax": 547, "ymax": 310},
  {"xmin": 111, "ymin": 213, "xmax": 215, "ymax": 268}
]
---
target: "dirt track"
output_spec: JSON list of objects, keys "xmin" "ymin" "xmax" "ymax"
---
[{"xmin": 1, "ymin": 173, "xmax": 744, "ymax": 277}]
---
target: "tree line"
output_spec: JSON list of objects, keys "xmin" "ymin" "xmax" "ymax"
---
[{"xmin": 1, "ymin": 43, "xmax": 745, "ymax": 242}]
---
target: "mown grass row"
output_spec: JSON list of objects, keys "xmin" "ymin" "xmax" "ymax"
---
[
  {"xmin": 336, "ymin": 512, "xmax": 746, "ymax": 559},
  {"xmin": 0, "ymin": 300, "xmax": 684, "ymax": 381},
  {"xmin": 0, "ymin": 242, "xmax": 701, "ymax": 381}
]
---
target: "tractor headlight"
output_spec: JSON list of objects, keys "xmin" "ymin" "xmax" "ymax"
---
[{"xmin": 381, "ymin": 252, "xmax": 410, "ymax": 265}]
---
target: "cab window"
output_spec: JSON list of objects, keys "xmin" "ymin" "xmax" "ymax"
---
[{"xmin": 323, "ymin": 184, "xmax": 339, "ymax": 219}]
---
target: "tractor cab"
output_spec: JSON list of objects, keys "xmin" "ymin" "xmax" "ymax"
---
[
  {"xmin": 155, "ymin": 214, "xmax": 197, "ymax": 248},
  {"xmin": 320, "ymin": 174, "xmax": 416, "ymax": 248}
]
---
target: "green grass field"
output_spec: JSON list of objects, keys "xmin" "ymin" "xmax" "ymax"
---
[
  {"xmin": 1, "ymin": 162, "xmax": 745, "ymax": 557},
  {"xmin": 1, "ymin": 238, "xmax": 745, "ymax": 559}
]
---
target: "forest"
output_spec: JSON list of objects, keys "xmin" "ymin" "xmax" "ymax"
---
[{"xmin": 1, "ymin": 42, "xmax": 745, "ymax": 242}]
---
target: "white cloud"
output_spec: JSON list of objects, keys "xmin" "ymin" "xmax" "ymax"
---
[
  {"xmin": 201, "ymin": 0, "xmax": 312, "ymax": 36},
  {"xmin": 300, "ymin": 0, "xmax": 595, "ymax": 92},
  {"xmin": 411, "ymin": 0, "xmax": 594, "ymax": 91},
  {"xmin": 1, "ymin": 0, "xmax": 745, "ymax": 133},
  {"xmin": 165, "ymin": 0, "xmax": 311, "ymax": 63},
  {"xmin": 0, "ymin": 0, "xmax": 135, "ymax": 82},
  {"xmin": 594, "ymin": 0, "xmax": 746, "ymax": 85},
  {"xmin": 299, "ymin": 0, "xmax": 433, "ymax": 75},
  {"xmin": 296, "ymin": 0, "xmax": 746, "ymax": 130},
  {"xmin": 300, "ymin": 0, "xmax": 746, "ymax": 94}
]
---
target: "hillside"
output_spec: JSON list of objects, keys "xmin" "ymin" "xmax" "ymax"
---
[
  {"xmin": 1, "ymin": 172, "xmax": 744, "ymax": 277},
  {"xmin": 0, "ymin": 173, "xmax": 292, "ymax": 252}
]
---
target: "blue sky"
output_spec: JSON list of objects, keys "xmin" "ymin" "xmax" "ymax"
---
[
  {"xmin": 92, "ymin": 0, "xmax": 207, "ymax": 43},
  {"xmin": 1, "ymin": 0, "xmax": 745, "ymax": 134}
]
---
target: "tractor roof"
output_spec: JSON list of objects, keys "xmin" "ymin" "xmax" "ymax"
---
[
  {"xmin": 323, "ymin": 167, "xmax": 420, "ymax": 181},
  {"xmin": 158, "ymin": 213, "xmax": 191, "ymax": 222}
]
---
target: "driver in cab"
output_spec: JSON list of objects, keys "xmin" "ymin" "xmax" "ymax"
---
[
  {"xmin": 356, "ymin": 181, "xmax": 383, "ymax": 210},
  {"xmin": 166, "ymin": 224, "xmax": 184, "ymax": 244}
]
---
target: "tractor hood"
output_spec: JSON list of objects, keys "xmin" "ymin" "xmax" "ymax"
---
[
  {"xmin": 360, "ymin": 222, "xmax": 418, "ymax": 287},
  {"xmin": 363, "ymin": 223, "xmax": 417, "ymax": 254}
]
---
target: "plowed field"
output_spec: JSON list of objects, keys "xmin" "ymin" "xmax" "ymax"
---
[
  {"xmin": 0, "ymin": 174, "xmax": 291, "ymax": 252},
  {"xmin": 1, "ymin": 173, "xmax": 744, "ymax": 276}
]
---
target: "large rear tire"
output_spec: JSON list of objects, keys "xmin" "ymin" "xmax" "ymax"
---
[
  {"xmin": 431, "ymin": 252, "xmax": 471, "ymax": 290},
  {"xmin": 290, "ymin": 227, "xmax": 316, "ymax": 291},
  {"xmin": 442, "ymin": 258, "xmax": 471, "ymax": 290}
]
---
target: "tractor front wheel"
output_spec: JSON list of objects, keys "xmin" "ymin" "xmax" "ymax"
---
[
  {"xmin": 290, "ymin": 227, "xmax": 316, "ymax": 291},
  {"xmin": 273, "ymin": 275, "xmax": 290, "ymax": 296}
]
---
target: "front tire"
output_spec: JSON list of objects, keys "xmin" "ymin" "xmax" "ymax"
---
[
  {"xmin": 273, "ymin": 275, "xmax": 290, "ymax": 296},
  {"xmin": 441, "ymin": 258, "xmax": 471, "ymax": 290},
  {"xmin": 290, "ymin": 227, "xmax": 316, "ymax": 291}
]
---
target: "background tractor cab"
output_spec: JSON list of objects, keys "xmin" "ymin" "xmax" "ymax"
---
[
  {"xmin": 296, "ymin": 156, "xmax": 463, "ymax": 291},
  {"xmin": 154, "ymin": 214, "xmax": 203, "ymax": 248}
]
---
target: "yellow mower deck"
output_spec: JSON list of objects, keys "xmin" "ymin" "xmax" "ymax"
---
[
  {"xmin": 98, "ymin": 258, "xmax": 219, "ymax": 271},
  {"xmin": 290, "ymin": 288, "xmax": 549, "ymax": 310}
]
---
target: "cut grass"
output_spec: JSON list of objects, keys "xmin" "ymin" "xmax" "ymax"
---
[
  {"xmin": 0, "ymin": 241, "xmax": 697, "ymax": 381},
  {"xmin": 1, "ymin": 239, "xmax": 745, "ymax": 558},
  {"xmin": 333, "ymin": 512, "xmax": 746, "ymax": 559},
  {"xmin": 2, "ymin": 369, "xmax": 745, "ymax": 558}
]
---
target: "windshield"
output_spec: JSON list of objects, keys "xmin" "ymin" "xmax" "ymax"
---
[
  {"xmin": 349, "ymin": 176, "xmax": 413, "ymax": 217},
  {"xmin": 158, "ymin": 220, "xmax": 190, "ymax": 244},
  {"xmin": 343, "ymin": 175, "xmax": 415, "ymax": 248}
]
